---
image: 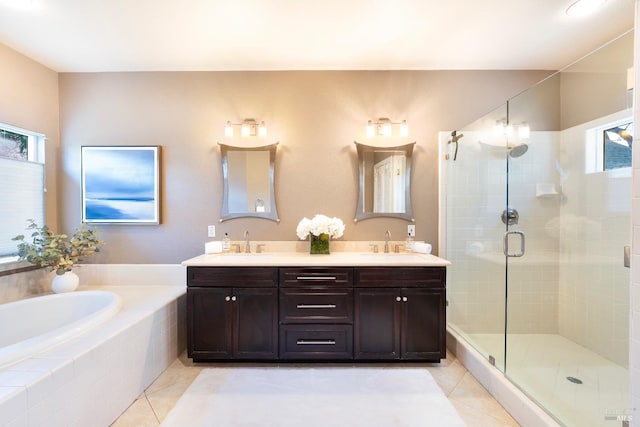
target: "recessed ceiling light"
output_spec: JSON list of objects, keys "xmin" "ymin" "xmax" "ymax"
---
[{"xmin": 566, "ymin": 0, "xmax": 608, "ymax": 17}]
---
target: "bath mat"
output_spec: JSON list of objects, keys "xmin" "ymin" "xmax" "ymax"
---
[{"xmin": 161, "ymin": 366, "xmax": 466, "ymax": 426}]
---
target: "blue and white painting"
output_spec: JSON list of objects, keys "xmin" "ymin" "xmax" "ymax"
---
[{"xmin": 82, "ymin": 146, "xmax": 160, "ymax": 223}]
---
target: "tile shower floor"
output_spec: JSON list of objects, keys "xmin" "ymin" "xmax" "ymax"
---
[
  {"xmin": 111, "ymin": 350, "xmax": 519, "ymax": 427},
  {"xmin": 469, "ymin": 333, "xmax": 630, "ymax": 427}
]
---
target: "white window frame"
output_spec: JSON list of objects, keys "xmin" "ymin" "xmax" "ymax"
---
[{"xmin": 584, "ymin": 111, "xmax": 632, "ymax": 178}]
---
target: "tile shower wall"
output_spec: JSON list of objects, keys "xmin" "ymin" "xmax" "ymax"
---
[
  {"xmin": 558, "ymin": 111, "xmax": 632, "ymax": 368},
  {"xmin": 505, "ymin": 131, "xmax": 561, "ymax": 334}
]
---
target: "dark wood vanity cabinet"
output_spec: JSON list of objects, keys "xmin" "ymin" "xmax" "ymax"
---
[
  {"xmin": 187, "ymin": 267, "xmax": 278, "ymax": 361},
  {"xmin": 354, "ymin": 267, "xmax": 446, "ymax": 361},
  {"xmin": 279, "ymin": 268, "xmax": 354, "ymax": 360},
  {"xmin": 186, "ymin": 264, "xmax": 446, "ymax": 362}
]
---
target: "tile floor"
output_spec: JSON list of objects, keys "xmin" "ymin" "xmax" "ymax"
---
[{"xmin": 111, "ymin": 350, "xmax": 520, "ymax": 427}]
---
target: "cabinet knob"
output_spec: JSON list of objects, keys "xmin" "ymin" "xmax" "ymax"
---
[
  {"xmin": 396, "ymin": 296, "xmax": 401, "ymax": 302},
  {"xmin": 231, "ymin": 296, "xmax": 237, "ymax": 301},
  {"xmin": 402, "ymin": 296, "xmax": 408, "ymax": 302},
  {"xmin": 225, "ymin": 296, "xmax": 231, "ymax": 302}
]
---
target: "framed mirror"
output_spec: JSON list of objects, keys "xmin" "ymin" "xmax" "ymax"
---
[
  {"xmin": 354, "ymin": 141, "xmax": 415, "ymax": 222},
  {"xmin": 219, "ymin": 142, "xmax": 280, "ymax": 222}
]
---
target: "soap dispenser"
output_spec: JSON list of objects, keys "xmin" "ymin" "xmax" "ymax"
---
[
  {"xmin": 405, "ymin": 232, "xmax": 414, "ymax": 252},
  {"xmin": 222, "ymin": 233, "xmax": 230, "ymax": 252}
]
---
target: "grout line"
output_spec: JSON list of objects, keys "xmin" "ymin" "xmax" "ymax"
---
[
  {"xmin": 446, "ymin": 362, "xmax": 469, "ymax": 397},
  {"xmin": 144, "ymin": 391, "xmax": 162, "ymax": 424}
]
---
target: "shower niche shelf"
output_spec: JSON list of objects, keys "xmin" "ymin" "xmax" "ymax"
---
[{"xmin": 535, "ymin": 183, "xmax": 560, "ymax": 198}]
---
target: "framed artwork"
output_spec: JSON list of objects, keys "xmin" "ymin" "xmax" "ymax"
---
[{"xmin": 81, "ymin": 146, "xmax": 161, "ymax": 224}]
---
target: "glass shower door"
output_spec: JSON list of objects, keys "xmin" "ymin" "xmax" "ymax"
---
[{"xmin": 444, "ymin": 103, "xmax": 510, "ymax": 371}]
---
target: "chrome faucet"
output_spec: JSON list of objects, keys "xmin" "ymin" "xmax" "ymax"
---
[
  {"xmin": 384, "ymin": 230, "xmax": 391, "ymax": 253},
  {"xmin": 244, "ymin": 230, "xmax": 251, "ymax": 253}
]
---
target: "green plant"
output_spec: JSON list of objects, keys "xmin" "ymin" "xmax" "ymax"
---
[{"xmin": 12, "ymin": 219, "xmax": 104, "ymax": 275}]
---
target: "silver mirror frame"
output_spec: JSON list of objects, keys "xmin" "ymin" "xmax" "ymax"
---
[
  {"xmin": 354, "ymin": 141, "xmax": 415, "ymax": 222},
  {"xmin": 219, "ymin": 142, "xmax": 280, "ymax": 223}
]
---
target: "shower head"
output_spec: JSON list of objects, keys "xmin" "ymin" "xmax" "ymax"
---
[{"xmin": 509, "ymin": 144, "xmax": 528, "ymax": 158}]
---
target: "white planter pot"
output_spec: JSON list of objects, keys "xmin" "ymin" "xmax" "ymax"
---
[{"xmin": 51, "ymin": 271, "xmax": 80, "ymax": 293}]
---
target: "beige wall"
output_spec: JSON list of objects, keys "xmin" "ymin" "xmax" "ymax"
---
[
  {"xmin": 0, "ymin": 43, "xmax": 59, "ymax": 231},
  {"xmin": 58, "ymin": 70, "xmax": 551, "ymax": 264}
]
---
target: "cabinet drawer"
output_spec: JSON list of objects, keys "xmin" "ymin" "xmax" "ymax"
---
[
  {"xmin": 280, "ymin": 267, "xmax": 353, "ymax": 287},
  {"xmin": 279, "ymin": 325, "xmax": 353, "ymax": 359},
  {"xmin": 280, "ymin": 288, "xmax": 353, "ymax": 324},
  {"xmin": 355, "ymin": 267, "xmax": 445, "ymax": 288},
  {"xmin": 187, "ymin": 267, "xmax": 278, "ymax": 287}
]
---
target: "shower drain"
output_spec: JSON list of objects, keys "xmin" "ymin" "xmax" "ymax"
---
[{"xmin": 566, "ymin": 376, "xmax": 583, "ymax": 384}]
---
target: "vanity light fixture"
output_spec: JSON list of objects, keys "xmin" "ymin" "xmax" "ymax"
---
[
  {"xmin": 494, "ymin": 120, "xmax": 530, "ymax": 139},
  {"xmin": 366, "ymin": 118, "xmax": 409, "ymax": 138},
  {"xmin": 565, "ymin": 0, "xmax": 607, "ymax": 17},
  {"xmin": 224, "ymin": 119, "xmax": 267, "ymax": 138}
]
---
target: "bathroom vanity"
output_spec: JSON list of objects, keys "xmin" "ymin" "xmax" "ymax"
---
[{"xmin": 183, "ymin": 252, "xmax": 449, "ymax": 362}]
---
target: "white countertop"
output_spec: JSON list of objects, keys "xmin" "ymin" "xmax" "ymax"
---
[{"xmin": 182, "ymin": 251, "xmax": 450, "ymax": 267}]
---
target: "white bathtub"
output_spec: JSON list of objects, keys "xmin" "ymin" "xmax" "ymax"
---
[
  {"xmin": 0, "ymin": 290, "xmax": 122, "ymax": 368},
  {"xmin": 0, "ymin": 265, "xmax": 186, "ymax": 427}
]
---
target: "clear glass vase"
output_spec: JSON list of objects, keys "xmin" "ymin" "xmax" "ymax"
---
[{"xmin": 309, "ymin": 233, "xmax": 330, "ymax": 254}]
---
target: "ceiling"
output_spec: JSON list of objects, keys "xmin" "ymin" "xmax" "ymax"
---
[{"xmin": 0, "ymin": 0, "xmax": 634, "ymax": 72}]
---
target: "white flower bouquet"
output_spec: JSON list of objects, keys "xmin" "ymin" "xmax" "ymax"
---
[{"xmin": 296, "ymin": 214, "xmax": 345, "ymax": 240}]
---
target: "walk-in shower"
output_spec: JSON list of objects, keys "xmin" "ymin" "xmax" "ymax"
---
[{"xmin": 440, "ymin": 30, "xmax": 633, "ymax": 426}]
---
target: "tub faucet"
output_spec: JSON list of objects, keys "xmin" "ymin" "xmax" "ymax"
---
[
  {"xmin": 384, "ymin": 230, "xmax": 391, "ymax": 253},
  {"xmin": 244, "ymin": 230, "xmax": 251, "ymax": 253}
]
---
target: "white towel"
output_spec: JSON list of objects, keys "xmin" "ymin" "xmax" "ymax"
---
[
  {"xmin": 205, "ymin": 241, "xmax": 223, "ymax": 254},
  {"xmin": 413, "ymin": 242, "xmax": 432, "ymax": 254}
]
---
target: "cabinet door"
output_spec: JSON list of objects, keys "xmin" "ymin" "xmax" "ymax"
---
[
  {"xmin": 187, "ymin": 287, "xmax": 233, "ymax": 360},
  {"xmin": 401, "ymin": 288, "xmax": 446, "ymax": 360},
  {"xmin": 354, "ymin": 288, "xmax": 401, "ymax": 360},
  {"xmin": 234, "ymin": 288, "xmax": 278, "ymax": 359}
]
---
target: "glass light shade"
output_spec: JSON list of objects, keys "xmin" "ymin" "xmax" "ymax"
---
[
  {"xmin": 518, "ymin": 124, "xmax": 531, "ymax": 139},
  {"xmin": 224, "ymin": 121, "xmax": 234, "ymax": 138},
  {"xmin": 241, "ymin": 124, "xmax": 251, "ymax": 137},
  {"xmin": 366, "ymin": 121, "xmax": 375, "ymax": 138},
  {"xmin": 258, "ymin": 121, "xmax": 267, "ymax": 137},
  {"xmin": 400, "ymin": 120, "xmax": 409, "ymax": 137},
  {"xmin": 382, "ymin": 123, "xmax": 392, "ymax": 137},
  {"xmin": 493, "ymin": 122, "xmax": 505, "ymax": 136},
  {"xmin": 505, "ymin": 125, "xmax": 514, "ymax": 137}
]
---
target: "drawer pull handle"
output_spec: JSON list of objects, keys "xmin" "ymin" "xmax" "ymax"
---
[
  {"xmin": 296, "ymin": 340, "xmax": 336, "ymax": 345},
  {"xmin": 296, "ymin": 276, "xmax": 337, "ymax": 281},
  {"xmin": 297, "ymin": 304, "xmax": 337, "ymax": 309}
]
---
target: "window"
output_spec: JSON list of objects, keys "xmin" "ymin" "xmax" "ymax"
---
[
  {"xmin": 585, "ymin": 114, "xmax": 633, "ymax": 175},
  {"xmin": 0, "ymin": 123, "xmax": 45, "ymax": 261},
  {"xmin": 603, "ymin": 121, "xmax": 633, "ymax": 171}
]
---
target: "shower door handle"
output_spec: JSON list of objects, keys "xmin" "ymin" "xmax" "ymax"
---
[
  {"xmin": 624, "ymin": 245, "xmax": 631, "ymax": 268},
  {"xmin": 503, "ymin": 231, "xmax": 525, "ymax": 257}
]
